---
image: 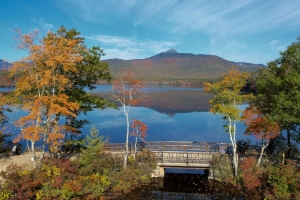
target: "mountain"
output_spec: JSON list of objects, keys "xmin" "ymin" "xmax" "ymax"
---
[
  {"xmin": 104, "ymin": 49, "xmax": 265, "ymax": 82},
  {"xmin": 0, "ymin": 59, "xmax": 11, "ymax": 70},
  {"xmin": 94, "ymin": 88, "xmax": 213, "ymax": 116},
  {"xmin": 1, "ymin": 50, "xmax": 265, "ymax": 83}
]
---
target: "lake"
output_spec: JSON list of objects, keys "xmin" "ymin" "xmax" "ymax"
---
[
  {"xmin": 1, "ymin": 85, "xmax": 256, "ymax": 145},
  {"xmin": 78, "ymin": 85, "xmax": 255, "ymax": 144}
]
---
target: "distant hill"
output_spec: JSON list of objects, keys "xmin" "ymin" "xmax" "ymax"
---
[
  {"xmin": 104, "ymin": 49, "xmax": 265, "ymax": 83},
  {"xmin": 0, "ymin": 59, "xmax": 11, "ymax": 70},
  {"xmin": 1, "ymin": 50, "xmax": 265, "ymax": 85}
]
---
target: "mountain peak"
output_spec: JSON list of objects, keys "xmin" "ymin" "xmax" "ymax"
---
[{"xmin": 162, "ymin": 49, "xmax": 178, "ymax": 54}]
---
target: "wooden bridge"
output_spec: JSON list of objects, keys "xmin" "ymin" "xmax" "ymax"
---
[{"xmin": 104, "ymin": 141, "xmax": 231, "ymax": 177}]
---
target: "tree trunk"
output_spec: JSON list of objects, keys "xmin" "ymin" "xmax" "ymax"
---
[
  {"xmin": 134, "ymin": 136, "xmax": 138, "ymax": 160},
  {"xmin": 287, "ymin": 129, "xmax": 291, "ymax": 157},
  {"xmin": 228, "ymin": 118, "xmax": 238, "ymax": 178},
  {"xmin": 39, "ymin": 133, "xmax": 48, "ymax": 168},
  {"xmin": 124, "ymin": 106, "xmax": 130, "ymax": 168},
  {"xmin": 31, "ymin": 140, "xmax": 36, "ymax": 169},
  {"xmin": 256, "ymin": 142, "xmax": 268, "ymax": 167},
  {"xmin": 26, "ymin": 140, "xmax": 31, "ymax": 153}
]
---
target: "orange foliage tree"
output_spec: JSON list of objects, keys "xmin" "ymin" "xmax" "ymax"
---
[
  {"xmin": 242, "ymin": 105, "xmax": 280, "ymax": 166},
  {"xmin": 111, "ymin": 71, "xmax": 144, "ymax": 167},
  {"xmin": 130, "ymin": 119, "xmax": 148, "ymax": 159},
  {"xmin": 10, "ymin": 29, "xmax": 85, "ymax": 168}
]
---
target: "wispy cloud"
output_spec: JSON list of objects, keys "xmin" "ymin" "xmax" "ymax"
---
[
  {"xmin": 56, "ymin": 1, "xmax": 300, "ymax": 36},
  {"xmin": 19, "ymin": 1, "xmax": 41, "ymax": 19},
  {"xmin": 30, "ymin": 18, "xmax": 54, "ymax": 32},
  {"xmin": 267, "ymin": 40, "xmax": 286, "ymax": 52},
  {"xmin": 268, "ymin": 40, "xmax": 280, "ymax": 46},
  {"xmin": 85, "ymin": 34, "xmax": 178, "ymax": 59}
]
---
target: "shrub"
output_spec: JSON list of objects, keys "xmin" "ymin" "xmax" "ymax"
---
[
  {"xmin": 211, "ymin": 154, "xmax": 234, "ymax": 184},
  {"xmin": 239, "ymin": 157, "xmax": 262, "ymax": 190},
  {"xmin": 264, "ymin": 163, "xmax": 299, "ymax": 199}
]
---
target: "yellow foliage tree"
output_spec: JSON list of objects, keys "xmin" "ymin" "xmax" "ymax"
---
[{"xmin": 204, "ymin": 68, "xmax": 253, "ymax": 177}]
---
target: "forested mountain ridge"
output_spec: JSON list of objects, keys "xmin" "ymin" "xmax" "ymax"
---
[
  {"xmin": 0, "ymin": 59, "xmax": 14, "ymax": 87},
  {"xmin": 104, "ymin": 49, "xmax": 265, "ymax": 83},
  {"xmin": 0, "ymin": 59, "xmax": 11, "ymax": 70},
  {"xmin": 1, "ymin": 50, "xmax": 265, "ymax": 86}
]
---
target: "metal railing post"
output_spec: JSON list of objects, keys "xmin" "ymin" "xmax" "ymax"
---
[{"xmin": 187, "ymin": 153, "xmax": 189, "ymax": 164}]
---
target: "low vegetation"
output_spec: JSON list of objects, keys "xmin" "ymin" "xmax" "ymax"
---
[
  {"xmin": 211, "ymin": 143, "xmax": 300, "ymax": 199},
  {"xmin": 0, "ymin": 126, "xmax": 157, "ymax": 199}
]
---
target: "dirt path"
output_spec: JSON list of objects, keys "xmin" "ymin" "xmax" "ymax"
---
[
  {"xmin": 0, "ymin": 152, "xmax": 41, "ymax": 172},
  {"xmin": 0, "ymin": 151, "xmax": 80, "ymax": 173}
]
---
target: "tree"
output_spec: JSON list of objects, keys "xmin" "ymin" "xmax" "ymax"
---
[
  {"xmin": 10, "ymin": 27, "xmax": 112, "ymax": 168},
  {"xmin": 204, "ymin": 68, "xmax": 253, "ymax": 177},
  {"xmin": 130, "ymin": 119, "xmax": 148, "ymax": 159},
  {"xmin": 242, "ymin": 105, "xmax": 280, "ymax": 166},
  {"xmin": 0, "ymin": 93, "xmax": 11, "ymax": 149},
  {"xmin": 10, "ymin": 29, "xmax": 82, "ymax": 168},
  {"xmin": 79, "ymin": 125, "xmax": 111, "ymax": 175},
  {"xmin": 57, "ymin": 27, "xmax": 113, "ymax": 140},
  {"xmin": 111, "ymin": 71, "xmax": 144, "ymax": 167},
  {"xmin": 255, "ymin": 37, "xmax": 300, "ymax": 156}
]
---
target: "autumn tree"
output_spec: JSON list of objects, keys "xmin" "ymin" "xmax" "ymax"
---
[
  {"xmin": 130, "ymin": 119, "xmax": 148, "ymax": 159},
  {"xmin": 0, "ymin": 93, "xmax": 10, "ymax": 147},
  {"xmin": 10, "ymin": 27, "xmax": 112, "ymax": 168},
  {"xmin": 111, "ymin": 71, "xmax": 144, "ymax": 167},
  {"xmin": 255, "ymin": 37, "xmax": 300, "ymax": 156},
  {"xmin": 204, "ymin": 68, "xmax": 253, "ymax": 177},
  {"xmin": 242, "ymin": 105, "xmax": 280, "ymax": 166},
  {"xmin": 56, "ymin": 27, "xmax": 112, "ymax": 138}
]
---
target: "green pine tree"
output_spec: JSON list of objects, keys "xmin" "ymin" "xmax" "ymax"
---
[{"xmin": 79, "ymin": 125, "xmax": 109, "ymax": 175}]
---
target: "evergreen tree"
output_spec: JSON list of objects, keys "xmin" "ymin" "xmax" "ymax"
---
[
  {"xmin": 79, "ymin": 125, "xmax": 120, "ymax": 175},
  {"xmin": 79, "ymin": 125, "xmax": 105, "ymax": 175}
]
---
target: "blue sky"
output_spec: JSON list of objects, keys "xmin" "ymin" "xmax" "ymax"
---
[{"xmin": 1, "ymin": 0, "xmax": 300, "ymax": 65}]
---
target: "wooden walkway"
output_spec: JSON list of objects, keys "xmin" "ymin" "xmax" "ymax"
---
[
  {"xmin": 104, "ymin": 141, "xmax": 231, "ymax": 176},
  {"xmin": 286, "ymin": 159, "xmax": 300, "ymax": 167}
]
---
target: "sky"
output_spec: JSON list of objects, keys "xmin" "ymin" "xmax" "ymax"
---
[{"xmin": 1, "ymin": 0, "xmax": 300, "ymax": 65}]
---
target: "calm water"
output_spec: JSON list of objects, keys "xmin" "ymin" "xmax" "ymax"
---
[
  {"xmin": 79, "ymin": 85, "xmax": 255, "ymax": 144},
  {"xmin": 1, "ymin": 85, "xmax": 256, "ymax": 144}
]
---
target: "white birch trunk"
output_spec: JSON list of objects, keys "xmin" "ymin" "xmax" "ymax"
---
[
  {"xmin": 228, "ymin": 117, "xmax": 238, "ymax": 177},
  {"xmin": 123, "ymin": 104, "xmax": 130, "ymax": 168},
  {"xmin": 31, "ymin": 140, "xmax": 36, "ymax": 169},
  {"xmin": 256, "ymin": 142, "xmax": 268, "ymax": 167},
  {"xmin": 134, "ymin": 136, "xmax": 138, "ymax": 160}
]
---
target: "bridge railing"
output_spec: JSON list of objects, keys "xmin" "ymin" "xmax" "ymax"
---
[
  {"xmin": 153, "ymin": 152, "xmax": 215, "ymax": 165},
  {"xmin": 103, "ymin": 141, "xmax": 231, "ymax": 153}
]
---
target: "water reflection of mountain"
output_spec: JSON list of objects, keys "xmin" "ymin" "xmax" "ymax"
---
[
  {"xmin": 96, "ymin": 90, "xmax": 214, "ymax": 116},
  {"xmin": 138, "ymin": 90, "xmax": 213, "ymax": 116}
]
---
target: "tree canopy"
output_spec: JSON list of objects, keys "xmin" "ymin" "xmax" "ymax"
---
[
  {"xmin": 9, "ymin": 27, "xmax": 113, "ymax": 167},
  {"xmin": 255, "ymin": 37, "xmax": 300, "ymax": 153},
  {"xmin": 204, "ymin": 68, "xmax": 253, "ymax": 177}
]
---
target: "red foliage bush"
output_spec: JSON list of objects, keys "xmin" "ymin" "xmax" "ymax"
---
[{"xmin": 240, "ymin": 157, "xmax": 261, "ymax": 190}]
